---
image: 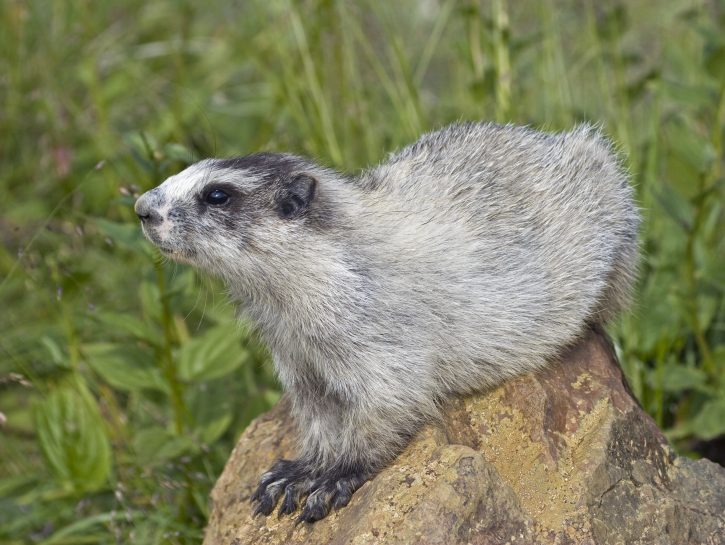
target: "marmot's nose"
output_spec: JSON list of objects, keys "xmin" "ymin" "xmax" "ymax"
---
[{"xmin": 134, "ymin": 194, "xmax": 162, "ymax": 226}]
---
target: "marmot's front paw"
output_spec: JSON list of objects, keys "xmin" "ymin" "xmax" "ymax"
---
[
  {"xmin": 296, "ymin": 468, "xmax": 368, "ymax": 523},
  {"xmin": 250, "ymin": 459, "xmax": 368, "ymax": 522},
  {"xmin": 251, "ymin": 459, "xmax": 312, "ymax": 517}
]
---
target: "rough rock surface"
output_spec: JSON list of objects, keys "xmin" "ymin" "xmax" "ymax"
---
[{"xmin": 204, "ymin": 329, "xmax": 725, "ymax": 545}]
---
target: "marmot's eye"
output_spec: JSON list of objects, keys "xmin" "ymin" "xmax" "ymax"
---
[{"xmin": 205, "ymin": 189, "xmax": 229, "ymax": 205}]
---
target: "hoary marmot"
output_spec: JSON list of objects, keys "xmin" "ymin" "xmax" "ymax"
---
[{"xmin": 134, "ymin": 122, "xmax": 640, "ymax": 522}]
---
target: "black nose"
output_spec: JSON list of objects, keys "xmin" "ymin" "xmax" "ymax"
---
[
  {"xmin": 134, "ymin": 195, "xmax": 162, "ymax": 226},
  {"xmin": 137, "ymin": 210, "xmax": 162, "ymax": 225}
]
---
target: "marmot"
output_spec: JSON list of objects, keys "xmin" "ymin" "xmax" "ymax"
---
[{"xmin": 134, "ymin": 122, "xmax": 639, "ymax": 523}]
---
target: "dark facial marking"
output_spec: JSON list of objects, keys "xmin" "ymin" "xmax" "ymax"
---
[
  {"xmin": 214, "ymin": 153, "xmax": 301, "ymax": 179},
  {"xmin": 277, "ymin": 174, "xmax": 317, "ymax": 220},
  {"xmin": 200, "ymin": 155, "xmax": 335, "ymax": 232}
]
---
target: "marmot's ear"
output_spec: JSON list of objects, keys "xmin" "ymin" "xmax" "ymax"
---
[{"xmin": 278, "ymin": 174, "xmax": 317, "ymax": 219}]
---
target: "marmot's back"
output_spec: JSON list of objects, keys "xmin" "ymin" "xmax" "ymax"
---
[{"xmin": 358, "ymin": 122, "xmax": 639, "ymax": 383}]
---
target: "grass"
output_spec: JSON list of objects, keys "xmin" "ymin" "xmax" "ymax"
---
[{"xmin": 1, "ymin": 0, "xmax": 723, "ymax": 543}]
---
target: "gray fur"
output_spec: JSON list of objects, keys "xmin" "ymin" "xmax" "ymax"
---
[{"xmin": 134, "ymin": 121, "xmax": 640, "ymax": 522}]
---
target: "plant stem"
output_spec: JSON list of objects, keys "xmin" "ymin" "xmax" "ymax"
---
[
  {"xmin": 492, "ymin": 0, "xmax": 511, "ymax": 122},
  {"xmin": 154, "ymin": 258, "xmax": 186, "ymax": 435}
]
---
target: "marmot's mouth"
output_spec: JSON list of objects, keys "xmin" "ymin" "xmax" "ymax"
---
[
  {"xmin": 157, "ymin": 243, "xmax": 196, "ymax": 264},
  {"xmin": 141, "ymin": 229, "xmax": 191, "ymax": 259}
]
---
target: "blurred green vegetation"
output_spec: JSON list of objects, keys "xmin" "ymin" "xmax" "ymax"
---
[{"xmin": 0, "ymin": 0, "xmax": 723, "ymax": 543}]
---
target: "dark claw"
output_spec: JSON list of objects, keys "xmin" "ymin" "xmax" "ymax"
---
[
  {"xmin": 331, "ymin": 490, "xmax": 352, "ymax": 509},
  {"xmin": 250, "ymin": 483, "xmax": 263, "ymax": 503},
  {"xmin": 253, "ymin": 480, "xmax": 285, "ymax": 516},
  {"xmin": 331, "ymin": 477, "xmax": 356, "ymax": 509},
  {"xmin": 253, "ymin": 495, "xmax": 275, "ymax": 517},
  {"xmin": 250, "ymin": 477, "xmax": 281, "ymax": 511},
  {"xmin": 297, "ymin": 493, "xmax": 331, "ymax": 524},
  {"xmin": 278, "ymin": 482, "xmax": 303, "ymax": 517}
]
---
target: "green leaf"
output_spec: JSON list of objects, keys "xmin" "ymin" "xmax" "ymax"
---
[
  {"xmin": 92, "ymin": 312, "xmax": 160, "ymax": 345},
  {"xmin": 653, "ymin": 185, "xmax": 694, "ymax": 232},
  {"xmin": 186, "ymin": 380, "xmax": 234, "ymax": 443},
  {"xmin": 177, "ymin": 324, "xmax": 249, "ymax": 382},
  {"xmin": 691, "ymin": 398, "xmax": 725, "ymax": 441},
  {"xmin": 264, "ymin": 389, "xmax": 281, "ymax": 406},
  {"xmin": 199, "ymin": 413, "xmax": 233, "ymax": 445},
  {"xmin": 137, "ymin": 279, "xmax": 162, "ymax": 324},
  {"xmin": 34, "ymin": 380, "xmax": 112, "ymax": 493},
  {"xmin": 0, "ymin": 475, "xmax": 37, "ymax": 499},
  {"xmin": 40, "ymin": 336, "xmax": 68, "ymax": 367},
  {"xmin": 703, "ymin": 40, "xmax": 725, "ymax": 81},
  {"xmin": 39, "ymin": 511, "xmax": 143, "ymax": 545},
  {"xmin": 664, "ymin": 121, "xmax": 716, "ymax": 181},
  {"xmin": 657, "ymin": 364, "xmax": 707, "ymax": 393},
  {"xmin": 83, "ymin": 343, "xmax": 167, "ymax": 393},
  {"xmin": 132, "ymin": 426, "xmax": 197, "ymax": 466}
]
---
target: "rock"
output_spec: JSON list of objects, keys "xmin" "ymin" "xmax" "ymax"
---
[{"xmin": 204, "ymin": 329, "xmax": 725, "ymax": 545}]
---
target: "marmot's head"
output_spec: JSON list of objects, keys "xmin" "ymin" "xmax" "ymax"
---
[{"xmin": 134, "ymin": 153, "xmax": 330, "ymax": 278}]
